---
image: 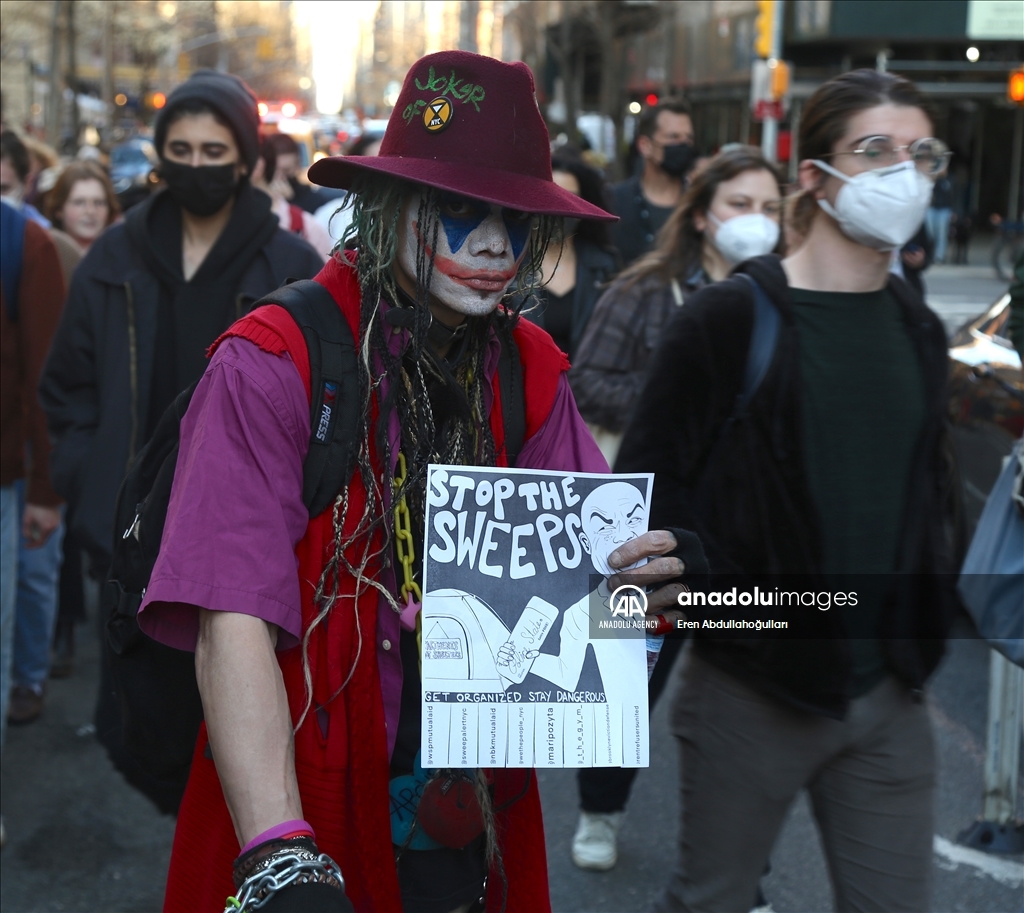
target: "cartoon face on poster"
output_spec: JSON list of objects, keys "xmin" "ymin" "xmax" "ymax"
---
[{"xmin": 421, "ymin": 467, "xmax": 654, "ymax": 769}]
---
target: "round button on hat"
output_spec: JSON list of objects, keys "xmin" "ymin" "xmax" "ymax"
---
[{"xmin": 308, "ymin": 50, "xmax": 616, "ymax": 223}]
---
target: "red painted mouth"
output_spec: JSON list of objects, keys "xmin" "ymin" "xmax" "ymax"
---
[
  {"xmin": 437, "ymin": 258, "xmax": 517, "ymax": 291},
  {"xmin": 413, "ymin": 221, "xmax": 517, "ymax": 292}
]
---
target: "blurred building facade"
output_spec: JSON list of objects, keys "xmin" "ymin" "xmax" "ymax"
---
[
  {"xmin": 0, "ymin": 0, "xmax": 310, "ymax": 148},
  {"xmin": 347, "ymin": 1, "xmax": 508, "ymax": 117},
  {"xmin": 3, "ymin": 0, "xmax": 1019, "ymax": 220},
  {"xmin": 217, "ymin": 1, "xmax": 312, "ymax": 107},
  {"xmin": 342, "ymin": 0, "xmax": 1020, "ymax": 221},
  {"xmin": 540, "ymin": 0, "xmax": 1022, "ymax": 220}
]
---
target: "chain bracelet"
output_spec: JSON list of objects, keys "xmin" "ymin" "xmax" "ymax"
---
[{"xmin": 224, "ymin": 851, "xmax": 344, "ymax": 913}]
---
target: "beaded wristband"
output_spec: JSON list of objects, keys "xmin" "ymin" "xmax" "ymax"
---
[
  {"xmin": 239, "ymin": 820, "xmax": 315, "ymax": 857},
  {"xmin": 226, "ymin": 846, "xmax": 344, "ymax": 913}
]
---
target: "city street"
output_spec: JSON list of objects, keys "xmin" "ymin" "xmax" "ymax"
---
[
  {"xmin": 924, "ymin": 259, "xmax": 1009, "ymax": 339},
  {"xmin": 540, "ymin": 620, "xmax": 1024, "ymax": 913},
  {"xmin": 1, "ymin": 262, "xmax": 1020, "ymax": 913},
  {"xmin": 2, "ymin": 0, "xmax": 1021, "ymax": 910}
]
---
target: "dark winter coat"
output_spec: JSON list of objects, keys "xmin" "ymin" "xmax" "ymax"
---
[
  {"xmin": 617, "ymin": 254, "xmax": 960, "ymax": 718},
  {"xmin": 39, "ymin": 192, "xmax": 323, "ymax": 566},
  {"xmin": 570, "ymin": 267, "xmax": 706, "ymax": 433},
  {"xmin": 524, "ymin": 239, "xmax": 619, "ymax": 361}
]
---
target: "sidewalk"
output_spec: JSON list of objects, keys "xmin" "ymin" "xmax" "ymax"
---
[
  {"xmin": 0, "ymin": 605, "xmax": 175, "ymax": 912},
  {"xmin": 923, "ymin": 234, "xmax": 1010, "ymax": 338}
]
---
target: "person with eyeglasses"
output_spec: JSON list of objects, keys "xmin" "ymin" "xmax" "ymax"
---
[{"xmin": 618, "ymin": 70, "xmax": 960, "ymax": 912}]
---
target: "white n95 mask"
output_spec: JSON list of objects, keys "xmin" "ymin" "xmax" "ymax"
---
[
  {"xmin": 709, "ymin": 212, "xmax": 780, "ymax": 265},
  {"xmin": 813, "ymin": 159, "xmax": 933, "ymax": 251}
]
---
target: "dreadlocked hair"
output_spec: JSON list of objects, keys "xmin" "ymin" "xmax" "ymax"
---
[
  {"xmin": 500, "ymin": 211, "xmax": 563, "ymax": 324},
  {"xmin": 295, "ymin": 174, "xmax": 408, "ymax": 734},
  {"xmin": 297, "ymin": 174, "xmax": 558, "ymax": 720},
  {"xmin": 507, "ymin": 212, "xmax": 559, "ymax": 314}
]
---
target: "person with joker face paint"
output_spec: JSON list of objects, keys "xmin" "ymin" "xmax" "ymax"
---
[{"xmin": 137, "ymin": 51, "xmax": 702, "ymax": 913}]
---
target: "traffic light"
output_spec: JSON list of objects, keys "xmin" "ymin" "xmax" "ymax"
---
[
  {"xmin": 1010, "ymin": 67, "xmax": 1024, "ymax": 106},
  {"xmin": 770, "ymin": 60, "xmax": 790, "ymax": 100},
  {"xmin": 754, "ymin": 0, "xmax": 775, "ymax": 59}
]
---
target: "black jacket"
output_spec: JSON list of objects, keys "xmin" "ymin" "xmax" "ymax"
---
[
  {"xmin": 609, "ymin": 175, "xmax": 673, "ymax": 268},
  {"xmin": 617, "ymin": 254, "xmax": 959, "ymax": 718},
  {"xmin": 526, "ymin": 239, "xmax": 618, "ymax": 360},
  {"xmin": 40, "ymin": 194, "xmax": 323, "ymax": 565},
  {"xmin": 570, "ymin": 268, "xmax": 706, "ymax": 433},
  {"xmin": 899, "ymin": 223, "xmax": 934, "ymax": 298}
]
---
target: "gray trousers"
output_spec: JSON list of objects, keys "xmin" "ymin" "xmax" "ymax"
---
[{"xmin": 656, "ymin": 647, "xmax": 935, "ymax": 913}]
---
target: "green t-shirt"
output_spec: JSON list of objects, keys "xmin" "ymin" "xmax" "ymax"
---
[{"xmin": 790, "ymin": 287, "xmax": 926, "ymax": 696}]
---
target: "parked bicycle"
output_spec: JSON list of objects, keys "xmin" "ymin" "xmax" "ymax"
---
[{"xmin": 990, "ymin": 214, "xmax": 1024, "ymax": 281}]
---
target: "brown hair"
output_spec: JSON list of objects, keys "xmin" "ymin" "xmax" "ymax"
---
[
  {"xmin": 637, "ymin": 98, "xmax": 693, "ymax": 139},
  {"xmin": 0, "ymin": 130, "xmax": 30, "ymax": 181},
  {"xmin": 789, "ymin": 68, "xmax": 932, "ymax": 236},
  {"xmin": 619, "ymin": 145, "xmax": 783, "ymax": 288},
  {"xmin": 46, "ymin": 161, "xmax": 120, "ymax": 228}
]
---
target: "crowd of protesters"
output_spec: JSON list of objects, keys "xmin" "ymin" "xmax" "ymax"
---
[{"xmin": 0, "ymin": 54, "xmax": 984, "ymax": 913}]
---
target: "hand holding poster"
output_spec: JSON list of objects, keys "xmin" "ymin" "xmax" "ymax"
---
[{"xmin": 421, "ymin": 466, "xmax": 654, "ymax": 768}]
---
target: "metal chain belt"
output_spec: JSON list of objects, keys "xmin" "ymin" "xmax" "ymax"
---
[{"xmin": 224, "ymin": 849, "xmax": 344, "ymax": 912}]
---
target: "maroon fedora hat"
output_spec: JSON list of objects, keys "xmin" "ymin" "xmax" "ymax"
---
[{"xmin": 308, "ymin": 50, "xmax": 616, "ymax": 222}]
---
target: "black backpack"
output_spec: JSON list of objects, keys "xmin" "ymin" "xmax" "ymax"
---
[{"xmin": 101, "ymin": 280, "xmax": 526, "ymax": 812}]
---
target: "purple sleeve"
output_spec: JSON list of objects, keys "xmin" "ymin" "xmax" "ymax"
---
[
  {"xmin": 138, "ymin": 337, "xmax": 311, "ymax": 652},
  {"xmin": 516, "ymin": 373, "xmax": 610, "ymax": 473}
]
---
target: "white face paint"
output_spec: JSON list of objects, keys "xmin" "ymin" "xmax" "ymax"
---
[{"xmin": 396, "ymin": 190, "xmax": 533, "ymax": 318}]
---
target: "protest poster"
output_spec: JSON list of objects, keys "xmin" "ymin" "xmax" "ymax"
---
[{"xmin": 420, "ymin": 466, "xmax": 653, "ymax": 768}]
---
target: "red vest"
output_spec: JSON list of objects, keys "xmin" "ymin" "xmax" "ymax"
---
[{"xmin": 164, "ymin": 255, "xmax": 566, "ymax": 912}]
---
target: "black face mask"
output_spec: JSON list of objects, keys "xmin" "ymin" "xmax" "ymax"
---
[
  {"xmin": 660, "ymin": 142, "xmax": 696, "ymax": 178},
  {"xmin": 160, "ymin": 160, "xmax": 239, "ymax": 216}
]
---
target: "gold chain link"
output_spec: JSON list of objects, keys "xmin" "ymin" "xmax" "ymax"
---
[
  {"xmin": 392, "ymin": 451, "xmax": 423, "ymax": 672},
  {"xmin": 392, "ymin": 451, "xmax": 422, "ymax": 605}
]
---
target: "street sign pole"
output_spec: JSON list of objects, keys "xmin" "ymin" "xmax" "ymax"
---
[
  {"xmin": 761, "ymin": 1, "xmax": 784, "ymax": 163},
  {"xmin": 958, "ymin": 649, "xmax": 1024, "ymax": 854},
  {"xmin": 1008, "ymin": 107, "xmax": 1022, "ymax": 222}
]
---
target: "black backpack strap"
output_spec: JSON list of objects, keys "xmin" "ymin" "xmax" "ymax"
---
[
  {"xmin": 735, "ymin": 273, "xmax": 781, "ymax": 416},
  {"xmin": 254, "ymin": 279, "xmax": 360, "ymax": 517},
  {"xmin": 497, "ymin": 324, "xmax": 526, "ymax": 467},
  {"xmin": 695, "ymin": 274, "xmax": 781, "ymax": 486}
]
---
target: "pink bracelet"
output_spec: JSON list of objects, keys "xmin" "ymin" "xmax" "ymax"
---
[{"xmin": 240, "ymin": 819, "xmax": 315, "ymax": 856}]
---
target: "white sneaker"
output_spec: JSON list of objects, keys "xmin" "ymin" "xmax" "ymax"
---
[{"xmin": 571, "ymin": 811, "xmax": 623, "ymax": 870}]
